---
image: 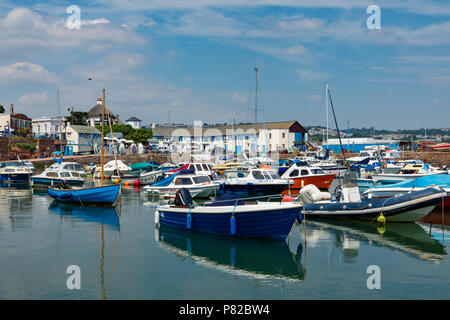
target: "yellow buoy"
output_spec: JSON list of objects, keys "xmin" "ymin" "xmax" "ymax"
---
[
  {"xmin": 377, "ymin": 225, "xmax": 386, "ymax": 235},
  {"xmin": 377, "ymin": 213, "xmax": 386, "ymax": 225},
  {"xmin": 114, "ymin": 178, "xmax": 120, "ymax": 184}
]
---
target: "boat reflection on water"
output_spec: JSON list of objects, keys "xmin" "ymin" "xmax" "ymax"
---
[
  {"xmin": 49, "ymin": 201, "xmax": 120, "ymax": 300},
  {"xmin": 305, "ymin": 219, "xmax": 446, "ymax": 264},
  {"xmin": 156, "ymin": 225, "xmax": 306, "ymax": 282},
  {"xmin": 0, "ymin": 182, "xmax": 32, "ymax": 198},
  {"xmin": 48, "ymin": 201, "xmax": 120, "ymax": 230}
]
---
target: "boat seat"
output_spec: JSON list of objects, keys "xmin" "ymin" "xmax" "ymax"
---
[{"xmin": 299, "ymin": 184, "xmax": 331, "ymax": 203}]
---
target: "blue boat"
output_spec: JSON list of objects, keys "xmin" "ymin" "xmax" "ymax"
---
[
  {"xmin": 48, "ymin": 184, "xmax": 121, "ymax": 206},
  {"xmin": 155, "ymin": 190, "xmax": 303, "ymax": 240}
]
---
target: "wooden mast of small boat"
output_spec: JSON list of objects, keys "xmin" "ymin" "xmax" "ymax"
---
[
  {"xmin": 106, "ymin": 101, "xmax": 120, "ymax": 180},
  {"xmin": 101, "ymin": 89, "xmax": 105, "ymax": 186}
]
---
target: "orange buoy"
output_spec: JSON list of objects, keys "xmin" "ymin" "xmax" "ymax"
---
[
  {"xmin": 282, "ymin": 194, "xmax": 292, "ymax": 202},
  {"xmin": 124, "ymin": 180, "xmax": 130, "ymax": 187}
]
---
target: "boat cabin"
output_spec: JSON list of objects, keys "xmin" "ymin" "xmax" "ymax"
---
[{"xmin": 173, "ymin": 175, "xmax": 212, "ymax": 186}]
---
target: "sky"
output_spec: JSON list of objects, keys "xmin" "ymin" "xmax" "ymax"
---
[{"xmin": 0, "ymin": 0, "xmax": 449, "ymax": 130}]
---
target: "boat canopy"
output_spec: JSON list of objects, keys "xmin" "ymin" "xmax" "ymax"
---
[{"xmin": 151, "ymin": 169, "xmax": 195, "ymax": 187}]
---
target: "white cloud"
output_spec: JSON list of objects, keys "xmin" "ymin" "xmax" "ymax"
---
[
  {"xmin": 232, "ymin": 91, "xmax": 248, "ymax": 104},
  {"xmin": 0, "ymin": 62, "xmax": 57, "ymax": 83},
  {"xmin": 279, "ymin": 18, "xmax": 325, "ymax": 31},
  {"xmin": 284, "ymin": 45, "xmax": 306, "ymax": 55},
  {"xmin": 18, "ymin": 91, "xmax": 49, "ymax": 104},
  {"xmin": 296, "ymin": 69, "xmax": 331, "ymax": 81}
]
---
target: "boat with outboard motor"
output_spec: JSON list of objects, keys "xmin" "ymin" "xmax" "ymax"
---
[
  {"xmin": 363, "ymin": 175, "xmax": 450, "ymax": 208},
  {"xmin": 154, "ymin": 188, "xmax": 303, "ymax": 240},
  {"xmin": 299, "ymin": 182, "xmax": 446, "ymax": 222}
]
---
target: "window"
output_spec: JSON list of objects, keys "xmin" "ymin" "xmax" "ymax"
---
[
  {"xmin": 196, "ymin": 164, "xmax": 202, "ymax": 171},
  {"xmin": 70, "ymin": 172, "xmax": 80, "ymax": 177},
  {"xmin": 193, "ymin": 176, "xmax": 210, "ymax": 184},
  {"xmin": 46, "ymin": 172, "xmax": 59, "ymax": 177},
  {"xmin": 201, "ymin": 164, "xmax": 209, "ymax": 171},
  {"xmin": 269, "ymin": 171, "xmax": 279, "ymax": 179},
  {"xmin": 174, "ymin": 177, "xmax": 193, "ymax": 185},
  {"xmin": 282, "ymin": 132, "xmax": 285, "ymax": 138},
  {"xmin": 261, "ymin": 171, "xmax": 271, "ymax": 179},
  {"xmin": 269, "ymin": 133, "xmax": 272, "ymax": 139},
  {"xmin": 289, "ymin": 169, "xmax": 299, "ymax": 177},
  {"xmin": 300, "ymin": 169, "xmax": 309, "ymax": 176},
  {"xmin": 311, "ymin": 169, "xmax": 324, "ymax": 174},
  {"xmin": 188, "ymin": 164, "xmax": 194, "ymax": 170},
  {"xmin": 253, "ymin": 170, "xmax": 264, "ymax": 180}
]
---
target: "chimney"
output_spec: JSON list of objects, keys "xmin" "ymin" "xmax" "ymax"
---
[
  {"xmin": 10, "ymin": 104, "xmax": 14, "ymax": 115},
  {"xmin": 152, "ymin": 122, "xmax": 156, "ymax": 129},
  {"xmin": 97, "ymin": 98, "xmax": 102, "ymax": 105}
]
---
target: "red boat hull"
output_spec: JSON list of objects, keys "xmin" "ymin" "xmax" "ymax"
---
[{"xmin": 282, "ymin": 174, "xmax": 335, "ymax": 196}]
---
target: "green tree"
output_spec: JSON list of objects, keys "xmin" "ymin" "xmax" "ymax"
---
[
  {"xmin": 0, "ymin": 105, "xmax": 4, "ymax": 113},
  {"xmin": 65, "ymin": 111, "xmax": 90, "ymax": 125}
]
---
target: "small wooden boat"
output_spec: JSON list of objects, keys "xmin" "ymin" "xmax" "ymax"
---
[
  {"xmin": 155, "ymin": 189, "xmax": 303, "ymax": 240},
  {"xmin": 47, "ymin": 89, "xmax": 120, "ymax": 207},
  {"xmin": 48, "ymin": 184, "xmax": 120, "ymax": 206},
  {"xmin": 300, "ymin": 183, "xmax": 446, "ymax": 222}
]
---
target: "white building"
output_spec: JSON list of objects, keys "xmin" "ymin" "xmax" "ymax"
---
[
  {"xmin": 32, "ymin": 117, "xmax": 64, "ymax": 138},
  {"xmin": 152, "ymin": 121, "xmax": 308, "ymax": 154},
  {"xmin": 126, "ymin": 116, "xmax": 142, "ymax": 129},
  {"xmin": 65, "ymin": 124, "xmax": 102, "ymax": 154}
]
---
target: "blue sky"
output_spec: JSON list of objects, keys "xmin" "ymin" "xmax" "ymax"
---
[{"xmin": 0, "ymin": 0, "xmax": 449, "ymax": 129}]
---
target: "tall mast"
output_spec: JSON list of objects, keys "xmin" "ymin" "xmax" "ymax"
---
[
  {"xmin": 254, "ymin": 67, "xmax": 259, "ymax": 154},
  {"xmin": 101, "ymin": 89, "xmax": 105, "ymax": 186},
  {"xmin": 325, "ymin": 82, "xmax": 329, "ymax": 150},
  {"xmin": 57, "ymin": 88, "xmax": 62, "ymax": 153}
]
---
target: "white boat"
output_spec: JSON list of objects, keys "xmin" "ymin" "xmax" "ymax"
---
[
  {"xmin": 0, "ymin": 161, "xmax": 34, "ymax": 182},
  {"xmin": 219, "ymin": 166, "xmax": 292, "ymax": 197},
  {"xmin": 371, "ymin": 163, "xmax": 446, "ymax": 184},
  {"xmin": 31, "ymin": 161, "xmax": 86, "ymax": 187},
  {"xmin": 93, "ymin": 160, "xmax": 131, "ymax": 179},
  {"xmin": 144, "ymin": 170, "xmax": 219, "ymax": 198}
]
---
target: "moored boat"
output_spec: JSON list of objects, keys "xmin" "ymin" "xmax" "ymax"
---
[
  {"xmin": 155, "ymin": 189, "xmax": 303, "ymax": 240},
  {"xmin": 143, "ymin": 169, "xmax": 219, "ymax": 198},
  {"xmin": 48, "ymin": 183, "xmax": 121, "ymax": 206},
  {"xmin": 281, "ymin": 162, "xmax": 334, "ymax": 195},
  {"xmin": 219, "ymin": 166, "xmax": 292, "ymax": 197},
  {"xmin": 31, "ymin": 161, "xmax": 86, "ymax": 187},
  {"xmin": 300, "ymin": 183, "xmax": 446, "ymax": 222},
  {"xmin": 0, "ymin": 161, "xmax": 33, "ymax": 182}
]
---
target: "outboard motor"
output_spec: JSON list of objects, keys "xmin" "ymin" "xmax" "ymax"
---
[
  {"xmin": 174, "ymin": 188, "xmax": 193, "ymax": 207},
  {"xmin": 299, "ymin": 184, "xmax": 331, "ymax": 203}
]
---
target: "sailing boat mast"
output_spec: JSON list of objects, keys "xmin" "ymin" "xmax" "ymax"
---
[
  {"xmin": 325, "ymin": 82, "xmax": 329, "ymax": 150},
  {"xmin": 57, "ymin": 88, "xmax": 63, "ymax": 154},
  {"xmin": 101, "ymin": 89, "xmax": 105, "ymax": 186},
  {"xmin": 254, "ymin": 67, "xmax": 259, "ymax": 155}
]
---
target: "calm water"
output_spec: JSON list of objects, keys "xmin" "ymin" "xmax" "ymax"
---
[{"xmin": 0, "ymin": 182, "xmax": 449, "ymax": 300}]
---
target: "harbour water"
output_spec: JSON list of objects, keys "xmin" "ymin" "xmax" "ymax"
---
[{"xmin": 0, "ymin": 181, "xmax": 449, "ymax": 300}]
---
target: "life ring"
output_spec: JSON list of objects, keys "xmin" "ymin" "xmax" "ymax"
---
[{"xmin": 381, "ymin": 161, "xmax": 388, "ymax": 169}]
